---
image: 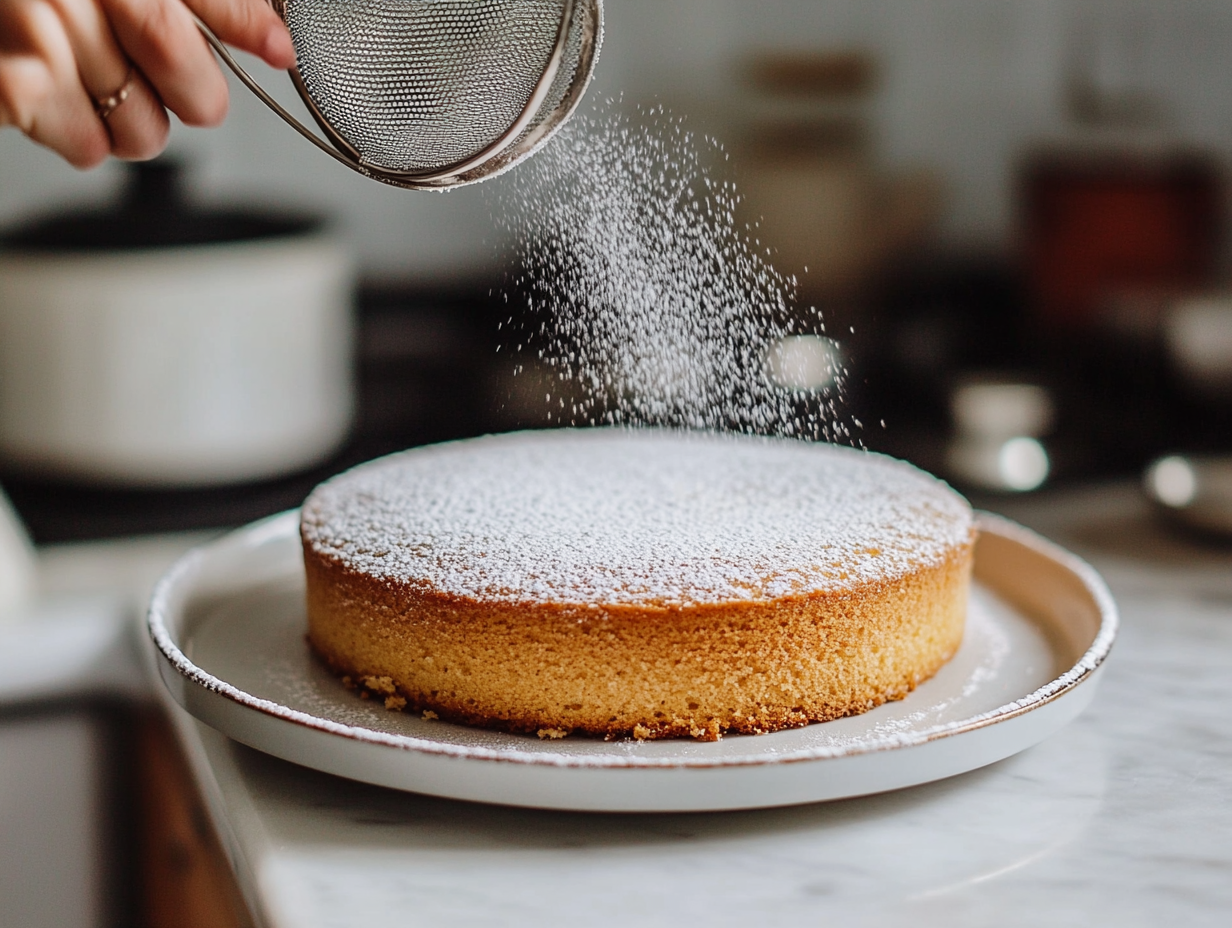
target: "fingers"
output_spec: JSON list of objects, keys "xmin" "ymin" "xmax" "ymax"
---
[
  {"xmin": 101, "ymin": 0, "xmax": 230, "ymax": 125},
  {"xmin": 48, "ymin": 0, "xmax": 168, "ymax": 159},
  {"xmin": 185, "ymin": 0, "xmax": 294, "ymax": 69},
  {"xmin": 97, "ymin": 0, "xmax": 294, "ymax": 129},
  {"xmin": 0, "ymin": 0, "xmax": 111, "ymax": 167},
  {"xmin": 0, "ymin": 0, "xmax": 293, "ymax": 164}
]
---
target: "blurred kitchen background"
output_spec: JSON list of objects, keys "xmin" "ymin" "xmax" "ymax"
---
[
  {"xmin": 6, "ymin": 0, "xmax": 1232, "ymax": 533},
  {"xmin": 4, "ymin": 1, "xmax": 1232, "ymax": 926}
]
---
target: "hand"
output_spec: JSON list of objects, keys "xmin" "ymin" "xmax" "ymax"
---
[{"xmin": 0, "ymin": 0, "xmax": 295, "ymax": 167}]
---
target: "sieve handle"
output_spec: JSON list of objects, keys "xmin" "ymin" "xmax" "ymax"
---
[{"xmin": 193, "ymin": 16, "xmax": 363, "ymax": 173}]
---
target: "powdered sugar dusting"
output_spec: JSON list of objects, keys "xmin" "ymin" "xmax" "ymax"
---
[{"xmin": 301, "ymin": 429, "xmax": 972, "ymax": 607}]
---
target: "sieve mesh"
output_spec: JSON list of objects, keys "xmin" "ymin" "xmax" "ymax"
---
[{"xmin": 284, "ymin": 0, "xmax": 580, "ymax": 174}]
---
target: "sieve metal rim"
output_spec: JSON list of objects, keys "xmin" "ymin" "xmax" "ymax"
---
[{"xmin": 196, "ymin": 0, "xmax": 603, "ymax": 191}]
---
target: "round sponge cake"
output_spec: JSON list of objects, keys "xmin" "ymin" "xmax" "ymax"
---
[{"xmin": 301, "ymin": 429, "xmax": 975, "ymax": 741}]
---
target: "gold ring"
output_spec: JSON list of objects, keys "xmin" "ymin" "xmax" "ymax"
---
[{"xmin": 95, "ymin": 68, "xmax": 135, "ymax": 120}]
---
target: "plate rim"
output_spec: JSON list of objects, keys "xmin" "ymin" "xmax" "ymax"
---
[{"xmin": 148, "ymin": 510, "xmax": 1118, "ymax": 770}]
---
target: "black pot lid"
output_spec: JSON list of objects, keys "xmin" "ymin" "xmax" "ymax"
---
[{"xmin": 0, "ymin": 159, "xmax": 323, "ymax": 253}]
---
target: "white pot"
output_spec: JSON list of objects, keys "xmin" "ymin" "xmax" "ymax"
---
[{"xmin": 0, "ymin": 236, "xmax": 355, "ymax": 486}]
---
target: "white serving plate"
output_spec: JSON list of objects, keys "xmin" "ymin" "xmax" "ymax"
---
[{"xmin": 148, "ymin": 511, "xmax": 1117, "ymax": 812}]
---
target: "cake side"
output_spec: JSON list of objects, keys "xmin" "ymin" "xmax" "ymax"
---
[{"xmin": 304, "ymin": 535, "xmax": 974, "ymax": 741}]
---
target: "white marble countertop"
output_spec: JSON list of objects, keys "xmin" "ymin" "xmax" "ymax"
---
[{"xmin": 154, "ymin": 485, "xmax": 1232, "ymax": 928}]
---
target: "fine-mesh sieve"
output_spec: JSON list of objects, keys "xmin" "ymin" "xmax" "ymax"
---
[{"xmin": 195, "ymin": 1, "xmax": 602, "ymax": 190}]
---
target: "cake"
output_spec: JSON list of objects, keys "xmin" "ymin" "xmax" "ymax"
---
[{"xmin": 301, "ymin": 429, "xmax": 975, "ymax": 741}]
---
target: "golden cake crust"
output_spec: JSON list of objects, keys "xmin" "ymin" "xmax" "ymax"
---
[{"xmin": 302, "ymin": 429, "xmax": 975, "ymax": 741}]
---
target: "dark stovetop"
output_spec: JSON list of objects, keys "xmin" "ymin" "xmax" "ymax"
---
[{"xmin": 9, "ymin": 255, "xmax": 1230, "ymax": 544}]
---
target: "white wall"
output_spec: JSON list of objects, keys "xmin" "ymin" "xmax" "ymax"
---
[{"xmin": 3, "ymin": 0, "xmax": 1232, "ymax": 282}]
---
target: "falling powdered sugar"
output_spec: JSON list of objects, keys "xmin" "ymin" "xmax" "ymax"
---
[{"xmin": 494, "ymin": 103, "xmax": 852, "ymax": 441}]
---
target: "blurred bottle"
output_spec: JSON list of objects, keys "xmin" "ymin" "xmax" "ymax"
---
[
  {"xmin": 734, "ymin": 51, "xmax": 943, "ymax": 306},
  {"xmin": 1005, "ymin": 3, "xmax": 1228, "ymax": 478},
  {"xmin": 1021, "ymin": 150, "xmax": 1222, "ymax": 330},
  {"xmin": 1022, "ymin": 0, "xmax": 1224, "ymax": 332}
]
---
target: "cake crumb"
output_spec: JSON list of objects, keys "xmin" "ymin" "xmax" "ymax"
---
[
  {"xmin": 362, "ymin": 676, "xmax": 397, "ymax": 696},
  {"xmin": 537, "ymin": 728, "xmax": 569, "ymax": 740},
  {"xmin": 384, "ymin": 696, "xmax": 407, "ymax": 712},
  {"xmin": 690, "ymin": 719, "xmax": 723, "ymax": 742},
  {"xmin": 422, "ymin": 710, "xmax": 439, "ymax": 720},
  {"xmin": 632, "ymin": 724, "xmax": 652, "ymax": 741}
]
